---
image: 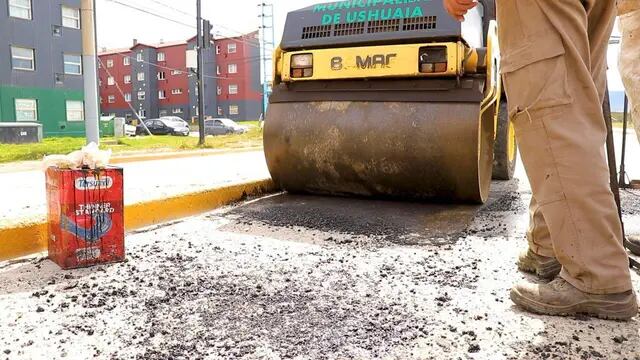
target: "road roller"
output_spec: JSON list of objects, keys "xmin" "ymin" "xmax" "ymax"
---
[{"xmin": 264, "ymin": 0, "xmax": 517, "ymax": 203}]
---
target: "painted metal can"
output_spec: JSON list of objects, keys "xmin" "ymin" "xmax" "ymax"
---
[{"xmin": 46, "ymin": 167, "xmax": 125, "ymax": 269}]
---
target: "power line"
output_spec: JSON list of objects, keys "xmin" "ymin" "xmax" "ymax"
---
[
  {"xmin": 101, "ymin": 0, "xmax": 262, "ymax": 50},
  {"xmin": 147, "ymin": 0, "xmax": 194, "ymax": 18},
  {"xmin": 102, "ymin": 0, "xmax": 194, "ymax": 28},
  {"xmin": 145, "ymin": 0, "xmax": 260, "ymax": 46}
]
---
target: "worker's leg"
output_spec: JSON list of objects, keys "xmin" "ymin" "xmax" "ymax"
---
[
  {"xmin": 618, "ymin": 5, "xmax": 640, "ymax": 256},
  {"xmin": 516, "ymin": 196, "xmax": 562, "ymax": 279},
  {"xmin": 618, "ymin": 8, "xmax": 640, "ymax": 145},
  {"xmin": 497, "ymin": 0, "xmax": 632, "ymax": 295},
  {"xmin": 526, "ymin": 197, "xmax": 553, "ymax": 257}
]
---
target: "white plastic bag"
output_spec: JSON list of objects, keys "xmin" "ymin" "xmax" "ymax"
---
[{"xmin": 42, "ymin": 142, "xmax": 112, "ymax": 170}]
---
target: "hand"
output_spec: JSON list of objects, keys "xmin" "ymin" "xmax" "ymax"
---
[{"xmin": 443, "ymin": 0, "xmax": 478, "ymax": 21}]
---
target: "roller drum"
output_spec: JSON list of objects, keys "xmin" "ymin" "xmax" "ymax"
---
[{"xmin": 264, "ymin": 101, "xmax": 494, "ymax": 203}]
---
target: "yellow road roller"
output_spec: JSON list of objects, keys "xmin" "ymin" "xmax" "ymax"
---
[{"xmin": 264, "ymin": 0, "xmax": 517, "ymax": 203}]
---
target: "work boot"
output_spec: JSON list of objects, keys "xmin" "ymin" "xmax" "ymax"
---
[
  {"xmin": 625, "ymin": 235, "xmax": 640, "ymax": 257},
  {"xmin": 511, "ymin": 278, "xmax": 638, "ymax": 320},
  {"xmin": 517, "ymin": 249, "xmax": 561, "ymax": 279}
]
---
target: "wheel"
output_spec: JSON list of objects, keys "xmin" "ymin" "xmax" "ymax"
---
[{"xmin": 492, "ymin": 99, "xmax": 518, "ymax": 180}]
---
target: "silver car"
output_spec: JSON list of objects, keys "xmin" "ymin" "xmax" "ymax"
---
[{"xmin": 204, "ymin": 118, "xmax": 249, "ymax": 136}]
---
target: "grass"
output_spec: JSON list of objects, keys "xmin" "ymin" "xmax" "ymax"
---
[{"xmin": 0, "ymin": 121, "xmax": 263, "ymax": 164}]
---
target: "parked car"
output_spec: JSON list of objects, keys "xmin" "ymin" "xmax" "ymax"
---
[
  {"xmin": 136, "ymin": 118, "xmax": 190, "ymax": 136},
  {"xmin": 160, "ymin": 116, "xmax": 190, "ymax": 129},
  {"xmin": 203, "ymin": 118, "xmax": 249, "ymax": 136}
]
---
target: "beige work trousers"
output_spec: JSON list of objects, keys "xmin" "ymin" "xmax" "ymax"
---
[
  {"xmin": 618, "ymin": 4, "xmax": 640, "ymax": 143},
  {"xmin": 497, "ymin": 0, "xmax": 632, "ymax": 294}
]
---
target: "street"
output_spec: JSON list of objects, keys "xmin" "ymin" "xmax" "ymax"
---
[{"xmin": 1, "ymin": 150, "xmax": 639, "ymax": 359}]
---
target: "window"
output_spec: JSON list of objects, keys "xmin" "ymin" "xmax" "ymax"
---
[
  {"xmin": 228, "ymin": 84, "xmax": 238, "ymax": 95},
  {"xmin": 124, "ymin": 75, "xmax": 131, "ymax": 84},
  {"xmin": 217, "ymin": 86, "xmax": 222, "ymax": 95},
  {"xmin": 158, "ymin": 90, "xmax": 166, "ymax": 99},
  {"xmin": 63, "ymin": 54, "xmax": 82, "ymax": 75},
  {"xmin": 171, "ymin": 89, "xmax": 183, "ymax": 95},
  {"xmin": 157, "ymin": 71, "xmax": 166, "ymax": 80},
  {"xmin": 106, "ymin": 59, "xmax": 114, "ymax": 68},
  {"xmin": 159, "ymin": 110, "xmax": 168, "ymax": 116},
  {"xmin": 66, "ymin": 101, "xmax": 84, "ymax": 122},
  {"xmin": 9, "ymin": 0, "xmax": 31, "ymax": 20},
  {"xmin": 62, "ymin": 6, "xmax": 80, "ymax": 29},
  {"xmin": 173, "ymin": 108, "xmax": 183, "ymax": 114},
  {"xmin": 137, "ymin": 91, "xmax": 146, "ymax": 100},
  {"xmin": 137, "ymin": 53, "xmax": 143, "ymax": 62},
  {"xmin": 15, "ymin": 99, "xmax": 37, "ymax": 121},
  {"xmin": 216, "ymin": 66, "xmax": 221, "ymax": 75},
  {"xmin": 157, "ymin": 52, "xmax": 165, "ymax": 62},
  {"xmin": 228, "ymin": 43, "xmax": 237, "ymax": 54},
  {"xmin": 229, "ymin": 105, "xmax": 239, "ymax": 115},
  {"xmin": 137, "ymin": 72, "xmax": 145, "ymax": 81},
  {"xmin": 171, "ymin": 70, "xmax": 182, "ymax": 75},
  {"xmin": 11, "ymin": 46, "xmax": 34, "ymax": 71},
  {"xmin": 139, "ymin": 109, "xmax": 146, "ymax": 118},
  {"xmin": 216, "ymin": 46, "xmax": 221, "ymax": 55},
  {"xmin": 228, "ymin": 64, "xmax": 237, "ymax": 74},
  {"xmin": 217, "ymin": 106, "xmax": 223, "ymax": 116},
  {"xmin": 108, "ymin": 95, "xmax": 115, "ymax": 103},
  {"xmin": 124, "ymin": 93, "xmax": 131, "ymax": 102},
  {"xmin": 123, "ymin": 57, "xmax": 130, "ymax": 66},
  {"xmin": 107, "ymin": 77, "xmax": 115, "ymax": 86}
]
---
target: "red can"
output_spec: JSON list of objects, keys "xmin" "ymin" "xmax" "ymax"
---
[{"xmin": 46, "ymin": 167, "xmax": 125, "ymax": 269}]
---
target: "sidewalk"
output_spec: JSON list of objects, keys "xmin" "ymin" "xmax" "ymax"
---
[{"xmin": 0, "ymin": 150, "xmax": 270, "ymax": 227}]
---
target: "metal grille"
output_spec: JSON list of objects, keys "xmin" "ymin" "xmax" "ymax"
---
[
  {"xmin": 402, "ymin": 16, "xmax": 437, "ymax": 31},
  {"xmin": 334, "ymin": 22, "xmax": 365, "ymax": 36},
  {"xmin": 367, "ymin": 19, "xmax": 400, "ymax": 34},
  {"xmin": 301, "ymin": 25, "xmax": 332, "ymax": 39}
]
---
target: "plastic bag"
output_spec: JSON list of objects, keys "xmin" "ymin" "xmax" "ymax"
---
[{"xmin": 43, "ymin": 142, "xmax": 112, "ymax": 170}]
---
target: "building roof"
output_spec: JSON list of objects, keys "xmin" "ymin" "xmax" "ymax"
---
[
  {"xmin": 98, "ymin": 47, "xmax": 131, "ymax": 56},
  {"xmin": 99, "ymin": 31, "xmax": 258, "ymax": 56}
]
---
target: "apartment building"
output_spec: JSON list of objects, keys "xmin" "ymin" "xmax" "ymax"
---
[
  {"xmin": 215, "ymin": 32, "xmax": 262, "ymax": 121},
  {"xmin": 99, "ymin": 31, "xmax": 262, "ymax": 122},
  {"xmin": 0, "ymin": 0, "xmax": 86, "ymax": 137}
]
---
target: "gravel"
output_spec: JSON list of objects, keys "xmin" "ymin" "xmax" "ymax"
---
[{"xmin": 1, "ymin": 186, "xmax": 639, "ymax": 359}]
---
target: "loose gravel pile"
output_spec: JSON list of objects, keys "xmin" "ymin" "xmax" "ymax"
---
[{"xmin": 1, "ymin": 187, "xmax": 639, "ymax": 360}]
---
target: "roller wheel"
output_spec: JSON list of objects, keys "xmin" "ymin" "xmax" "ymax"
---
[{"xmin": 492, "ymin": 100, "xmax": 517, "ymax": 180}]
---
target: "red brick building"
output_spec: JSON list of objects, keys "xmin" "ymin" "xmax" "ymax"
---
[{"xmin": 98, "ymin": 31, "xmax": 262, "ymax": 122}]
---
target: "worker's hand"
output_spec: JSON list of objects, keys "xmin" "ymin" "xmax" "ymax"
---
[{"xmin": 443, "ymin": 0, "xmax": 478, "ymax": 21}]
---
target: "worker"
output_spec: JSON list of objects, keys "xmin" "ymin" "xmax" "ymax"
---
[
  {"xmin": 443, "ymin": 0, "xmax": 638, "ymax": 320},
  {"xmin": 618, "ymin": 1, "xmax": 640, "ymax": 257}
]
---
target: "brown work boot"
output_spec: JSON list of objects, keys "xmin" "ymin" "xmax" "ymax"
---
[
  {"xmin": 511, "ymin": 278, "xmax": 638, "ymax": 320},
  {"xmin": 625, "ymin": 235, "xmax": 640, "ymax": 257},
  {"xmin": 517, "ymin": 249, "xmax": 561, "ymax": 279}
]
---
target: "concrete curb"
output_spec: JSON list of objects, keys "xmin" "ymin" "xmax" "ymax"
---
[{"xmin": 0, "ymin": 179, "xmax": 276, "ymax": 261}]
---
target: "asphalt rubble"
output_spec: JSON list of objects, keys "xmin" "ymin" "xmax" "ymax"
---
[{"xmin": 1, "ymin": 183, "xmax": 640, "ymax": 360}]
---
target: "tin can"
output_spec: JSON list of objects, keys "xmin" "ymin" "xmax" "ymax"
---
[{"xmin": 46, "ymin": 167, "xmax": 125, "ymax": 269}]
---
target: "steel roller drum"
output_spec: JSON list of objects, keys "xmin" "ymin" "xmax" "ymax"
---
[{"xmin": 264, "ymin": 101, "xmax": 495, "ymax": 203}]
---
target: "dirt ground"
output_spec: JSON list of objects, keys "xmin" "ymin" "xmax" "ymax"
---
[{"xmin": 1, "ymin": 178, "xmax": 640, "ymax": 360}]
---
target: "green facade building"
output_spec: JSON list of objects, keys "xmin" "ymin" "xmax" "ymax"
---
[{"xmin": 1, "ymin": 0, "xmax": 87, "ymax": 138}]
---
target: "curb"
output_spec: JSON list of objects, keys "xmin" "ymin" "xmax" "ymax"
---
[{"xmin": 0, "ymin": 179, "xmax": 276, "ymax": 261}]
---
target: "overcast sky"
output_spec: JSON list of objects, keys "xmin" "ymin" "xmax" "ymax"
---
[{"xmin": 94, "ymin": 0, "xmax": 625, "ymax": 90}]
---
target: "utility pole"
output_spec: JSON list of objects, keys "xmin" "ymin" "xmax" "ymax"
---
[
  {"xmin": 258, "ymin": 3, "xmax": 274, "ymax": 117},
  {"xmin": 196, "ymin": 0, "xmax": 205, "ymax": 146},
  {"xmin": 81, "ymin": 0, "xmax": 100, "ymax": 145}
]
